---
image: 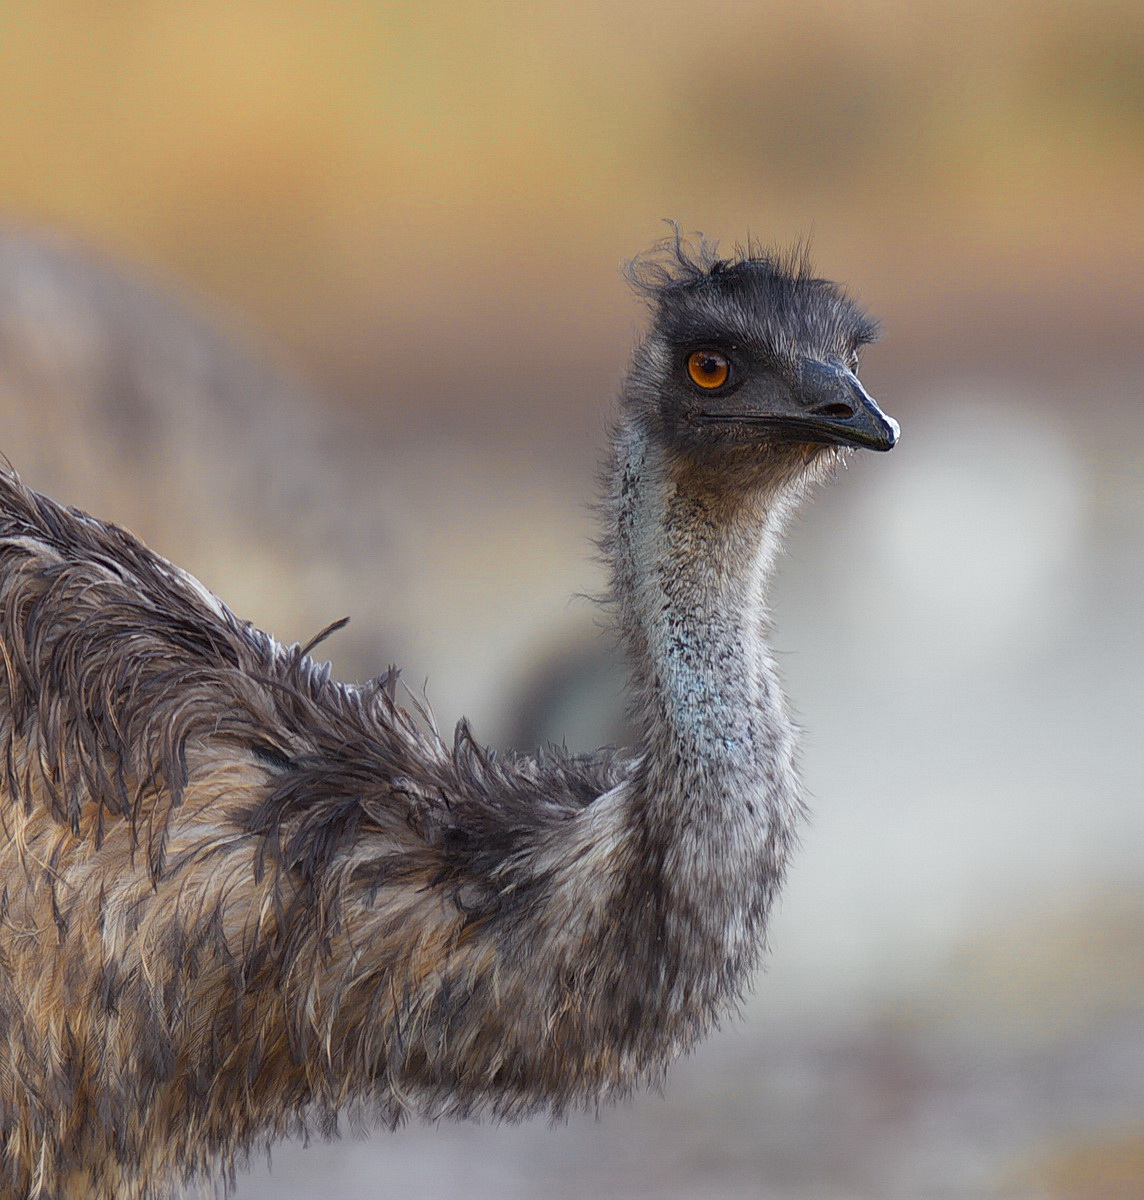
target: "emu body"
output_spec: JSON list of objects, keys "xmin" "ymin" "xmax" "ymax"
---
[{"xmin": 0, "ymin": 237, "xmax": 896, "ymax": 1198}]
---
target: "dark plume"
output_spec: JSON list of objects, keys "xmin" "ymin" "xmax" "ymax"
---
[{"xmin": 625, "ymin": 224, "xmax": 879, "ymax": 350}]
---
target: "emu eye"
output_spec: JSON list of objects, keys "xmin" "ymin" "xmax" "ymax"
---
[{"xmin": 687, "ymin": 349, "xmax": 730, "ymax": 389}]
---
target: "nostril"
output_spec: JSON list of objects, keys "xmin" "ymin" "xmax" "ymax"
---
[{"xmin": 813, "ymin": 402, "xmax": 854, "ymax": 419}]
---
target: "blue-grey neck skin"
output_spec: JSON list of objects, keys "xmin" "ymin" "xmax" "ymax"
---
[{"xmin": 596, "ymin": 406, "xmax": 824, "ymax": 1014}]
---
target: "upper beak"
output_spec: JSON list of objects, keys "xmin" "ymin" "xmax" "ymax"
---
[
  {"xmin": 792, "ymin": 359, "xmax": 899, "ymax": 451},
  {"xmin": 696, "ymin": 359, "xmax": 899, "ymax": 452}
]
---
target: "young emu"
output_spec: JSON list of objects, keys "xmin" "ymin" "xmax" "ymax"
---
[{"xmin": 0, "ymin": 237, "xmax": 897, "ymax": 1199}]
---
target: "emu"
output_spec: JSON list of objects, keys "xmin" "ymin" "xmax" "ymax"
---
[{"xmin": 0, "ymin": 235, "xmax": 896, "ymax": 1199}]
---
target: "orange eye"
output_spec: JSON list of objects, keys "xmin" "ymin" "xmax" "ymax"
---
[{"xmin": 687, "ymin": 349, "xmax": 730, "ymax": 389}]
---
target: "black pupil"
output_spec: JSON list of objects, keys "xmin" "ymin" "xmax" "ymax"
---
[{"xmin": 699, "ymin": 354, "xmax": 722, "ymax": 376}]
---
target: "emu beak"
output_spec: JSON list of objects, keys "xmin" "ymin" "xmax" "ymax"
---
[
  {"xmin": 788, "ymin": 360, "xmax": 899, "ymax": 451},
  {"xmin": 696, "ymin": 360, "xmax": 899, "ymax": 451}
]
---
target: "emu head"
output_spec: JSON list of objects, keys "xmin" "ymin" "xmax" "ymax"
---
[{"xmin": 623, "ymin": 236, "xmax": 898, "ymax": 486}]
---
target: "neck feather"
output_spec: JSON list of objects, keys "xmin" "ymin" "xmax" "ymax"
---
[
  {"xmin": 598, "ymin": 418, "xmax": 812, "ymax": 999},
  {"xmin": 609, "ymin": 420, "xmax": 803, "ymax": 791}
]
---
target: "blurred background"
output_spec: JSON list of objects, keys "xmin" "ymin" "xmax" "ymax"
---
[{"xmin": 0, "ymin": 2, "xmax": 1141, "ymax": 1197}]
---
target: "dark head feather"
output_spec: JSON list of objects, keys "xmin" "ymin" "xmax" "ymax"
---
[{"xmin": 625, "ymin": 224, "xmax": 879, "ymax": 352}]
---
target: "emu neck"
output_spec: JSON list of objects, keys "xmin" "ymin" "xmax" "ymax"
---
[
  {"xmin": 603, "ymin": 420, "xmax": 805, "ymax": 1008},
  {"xmin": 611, "ymin": 425, "xmax": 798, "ymax": 794}
]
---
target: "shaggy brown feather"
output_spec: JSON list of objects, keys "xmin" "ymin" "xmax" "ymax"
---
[{"xmin": 0, "ymin": 234, "xmax": 892, "ymax": 1198}]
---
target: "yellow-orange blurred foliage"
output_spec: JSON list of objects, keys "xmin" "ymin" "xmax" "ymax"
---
[{"xmin": 1, "ymin": 0, "xmax": 1140, "ymax": 406}]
